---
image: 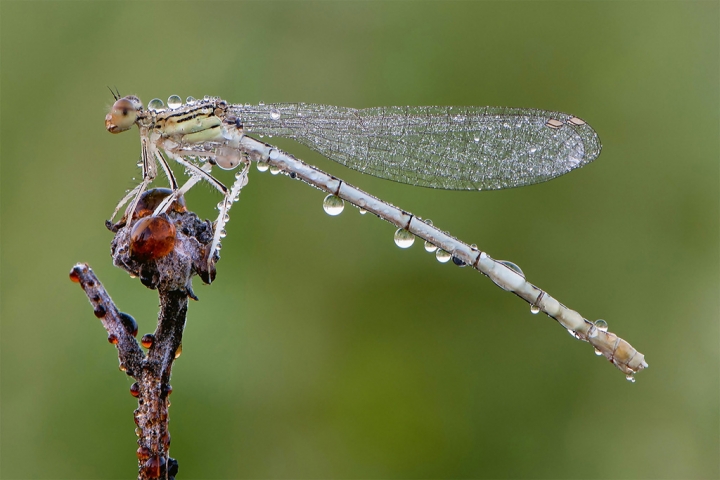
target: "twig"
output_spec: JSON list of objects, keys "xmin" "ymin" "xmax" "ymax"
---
[{"xmin": 71, "ymin": 197, "xmax": 216, "ymax": 480}]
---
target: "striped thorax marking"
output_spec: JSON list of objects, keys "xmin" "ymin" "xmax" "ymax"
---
[{"xmin": 152, "ymin": 104, "xmax": 226, "ymax": 142}]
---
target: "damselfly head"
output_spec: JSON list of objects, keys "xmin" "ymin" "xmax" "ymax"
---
[{"xmin": 106, "ymin": 95, "xmax": 142, "ymax": 134}]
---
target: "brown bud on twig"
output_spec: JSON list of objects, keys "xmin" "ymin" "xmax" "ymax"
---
[{"xmin": 71, "ymin": 188, "xmax": 222, "ymax": 479}]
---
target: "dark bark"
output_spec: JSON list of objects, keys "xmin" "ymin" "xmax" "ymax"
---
[{"xmin": 71, "ymin": 201, "xmax": 218, "ymax": 479}]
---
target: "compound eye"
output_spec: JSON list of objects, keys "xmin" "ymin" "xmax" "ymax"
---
[{"xmin": 105, "ymin": 98, "xmax": 138, "ymax": 133}]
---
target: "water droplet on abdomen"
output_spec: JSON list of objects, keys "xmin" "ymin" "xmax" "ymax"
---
[
  {"xmin": 394, "ymin": 228, "xmax": 415, "ymax": 248},
  {"xmin": 435, "ymin": 249, "xmax": 451, "ymax": 263},
  {"xmin": 322, "ymin": 194, "xmax": 344, "ymax": 215},
  {"xmin": 497, "ymin": 260, "xmax": 524, "ymax": 277},
  {"xmin": 452, "ymin": 256, "xmax": 466, "ymax": 266}
]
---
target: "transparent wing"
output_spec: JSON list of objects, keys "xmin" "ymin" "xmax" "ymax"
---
[{"xmin": 229, "ymin": 103, "xmax": 601, "ymax": 190}]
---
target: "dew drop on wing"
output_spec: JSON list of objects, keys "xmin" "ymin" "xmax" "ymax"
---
[{"xmin": 185, "ymin": 96, "xmax": 196, "ymax": 105}]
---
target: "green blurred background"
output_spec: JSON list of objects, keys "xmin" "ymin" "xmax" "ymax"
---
[{"xmin": 1, "ymin": 1, "xmax": 717, "ymax": 478}]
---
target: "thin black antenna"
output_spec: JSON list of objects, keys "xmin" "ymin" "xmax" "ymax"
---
[{"xmin": 107, "ymin": 86, "xmax": 120, "ymax": 101}]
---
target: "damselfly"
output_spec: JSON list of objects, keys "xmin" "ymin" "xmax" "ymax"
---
[{"xmin": 105, "ymin": 93, "xmax": 646, "ymax": 379}]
